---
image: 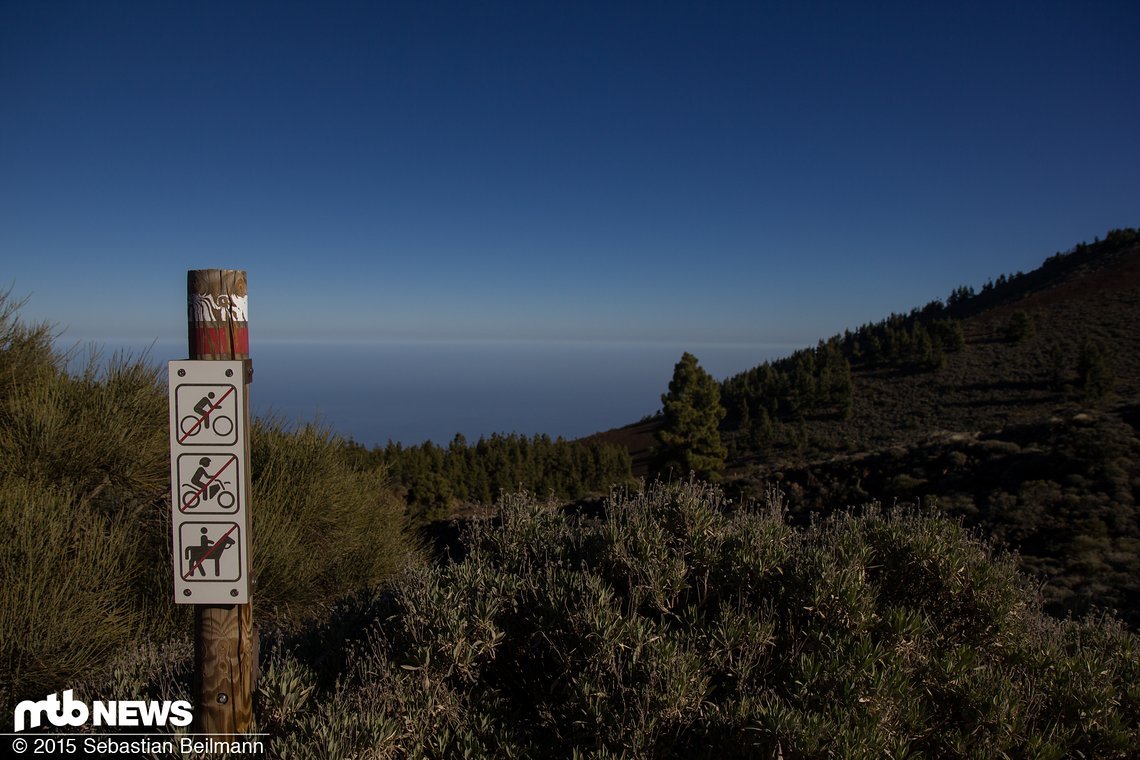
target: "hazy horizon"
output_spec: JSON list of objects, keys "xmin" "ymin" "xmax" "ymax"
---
[{"xmin": 66, "ymin": 335, "xmax": 792, "ymax": 447}]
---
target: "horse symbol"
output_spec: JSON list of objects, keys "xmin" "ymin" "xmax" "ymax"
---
[{"xmin": 185, "ymin": 527, "xmax": 236, "ymax": 577}]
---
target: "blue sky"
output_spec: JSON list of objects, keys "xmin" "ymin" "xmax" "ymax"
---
[{"xmin": 2, "ymin": 0, "xmax": 1137, "ymax": 347}]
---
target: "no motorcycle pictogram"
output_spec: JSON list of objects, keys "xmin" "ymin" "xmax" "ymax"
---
[{"xmin": 177, "ymin": 453, "xmax": 240, "ymax": 513}]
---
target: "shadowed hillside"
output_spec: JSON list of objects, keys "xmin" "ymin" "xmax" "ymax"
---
[{"xmin": 593, "ymin": 229, "xmax": 1140, "ymax": 625}]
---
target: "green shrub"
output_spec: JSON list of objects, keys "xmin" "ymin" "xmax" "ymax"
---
[
  {"xmin": 258, "ymin": 481, "xmax": 1138, "ymax": 758},
  {"xmin": 1005, "ymin": 310, "xmax": 1034, "ymax": 342},
  {"xmin": 250, "ymin": 419, "xmax": 419, "ymax": 625},
  {"xmin": 0, "ymin": 478, "xmax": 146, "ymax": 716},
  {"xmin": 76, "ymin": 636, "xmax": 194, "ymax": 706},
  {"xmin": 0, "ymin": 348, "xmax": 168, "ymax": 507},
  {"xmin": 0, "ymin": 290, "xmax": 63, "ymax": 392}
]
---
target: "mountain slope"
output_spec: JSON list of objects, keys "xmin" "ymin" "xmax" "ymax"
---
[{"xmin": 592, "ymin": 229, "xmax": 1140, "ymax": 625}]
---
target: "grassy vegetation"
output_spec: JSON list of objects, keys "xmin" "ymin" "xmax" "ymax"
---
[
  {"xmin": 82, "ymin": 481, "xmax": 1139, "ymax": 758},
  {"xmin": 0, "ymin": 296, "xmax": 172, "ymax": 711},
  {"xmin": 0, "ymin": 293, "xmax": 417, "ymax": 721},
  {"xmin": 249, "ymin": 419, "xmax": 415, "ymax": 622}
]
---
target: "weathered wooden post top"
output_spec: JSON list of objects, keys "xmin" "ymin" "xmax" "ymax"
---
[
  {"xmin": 188, "ymin": 269, "xmax": 250, "ymax": 359},
  {"xmin": 167, "ymin": 269, "xmax": 256, "ymax": 735}
]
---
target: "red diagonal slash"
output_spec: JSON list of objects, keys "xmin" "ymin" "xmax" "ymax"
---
[
  {"xmin": 181, "ymin": 454, "xmax": 238, "ymax": 513},
  {"xmin": 178, "ymin": 385, "xmax": 236, "ymax": 443},
  {"xmin": 183, "ymin": 523, "xmax": 240, "ymax": 580}
]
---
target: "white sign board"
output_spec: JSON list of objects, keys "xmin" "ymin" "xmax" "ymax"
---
[{"xmin": 169, "ymin": 360, "xmax": 250, "ymax": 604}]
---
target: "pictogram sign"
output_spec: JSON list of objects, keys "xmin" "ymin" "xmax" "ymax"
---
[
  {"xmin": 177, "ymin": 454, "xmax": 240, "ymax": 513},
  {"xmin": 180, "ymin": 522, "xmax": 244, "ymax": 583},
  {"xmin": 169, "ymin": 360, "xmax": 249, "ymax": 604},
  {"xmin": 174, "ymin": 384, "xmax": 239, "ymax": 446}
]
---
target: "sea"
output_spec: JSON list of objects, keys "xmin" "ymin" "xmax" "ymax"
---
[{"xmin": 69, "ymin": 339, "xmax": 794, "ymax": 448}]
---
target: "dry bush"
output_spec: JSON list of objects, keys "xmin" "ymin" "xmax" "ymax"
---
[{"xmin": 258, "ymin": 481, "xmax": 1139, "ymax": 758}]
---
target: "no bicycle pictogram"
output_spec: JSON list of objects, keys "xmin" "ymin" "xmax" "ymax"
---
[
  {"xmin": 177, "ymin": 453, "xmax": 240, "ymax": 513},
  {"xmin": 175, "ymin": 383, "xmax": 238, "ymax": 446}
]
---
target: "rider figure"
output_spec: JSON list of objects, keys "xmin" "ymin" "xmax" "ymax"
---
[
  {"xmin": 190, "ymin": 457, "xmax": 222, "ymax": 502},
  {"xmin": 193, "ymin": 392, "xmax": 217, "ymax": 430}
]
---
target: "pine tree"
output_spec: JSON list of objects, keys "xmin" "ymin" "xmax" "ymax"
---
[
  {"xmin": 654, "ymin": 353, "xmax": 727, "ymax": 480},
  {"xmin": 1048, "ymin": 344, "xmax": 1068, "ymax": 392},
  {"xmin": 1006, "ymin": 310, "xmax": 1034, "ymax": 343},
  {"xmin": 1077, "ymin": 339, "xmax": 1115, "ymax": 401}
]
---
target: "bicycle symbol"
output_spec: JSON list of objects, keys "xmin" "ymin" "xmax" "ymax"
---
[{"xmin": 180, "ymin": 413, "xmax": 234, "ymax": 438}]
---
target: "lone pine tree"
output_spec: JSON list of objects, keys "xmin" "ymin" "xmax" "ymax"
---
[{"xmin": 655, "ymin": 352, "xmax": 727, "ymax": 480}]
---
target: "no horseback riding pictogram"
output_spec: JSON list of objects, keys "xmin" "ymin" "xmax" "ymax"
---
[{"xmin": 180, "ymin": 522, "xmax": 243, "ymax": 584}]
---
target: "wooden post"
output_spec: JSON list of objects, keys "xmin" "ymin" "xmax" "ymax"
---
[{"xmin": 187, "ymin": 269, "xmax": 256, "ymax": 734}]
